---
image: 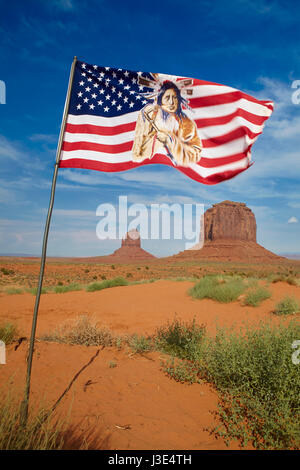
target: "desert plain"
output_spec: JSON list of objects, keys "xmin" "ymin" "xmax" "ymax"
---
[{"xmin": 0, "ymin": 253, "xmax": 300, "ymax": 450}]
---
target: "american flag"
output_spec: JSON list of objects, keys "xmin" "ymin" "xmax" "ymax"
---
[{"xmin": 59, "ymin": 59, "xmax": 273, "ymax": 185}]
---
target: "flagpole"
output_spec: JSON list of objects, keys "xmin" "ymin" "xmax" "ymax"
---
[{"xmin": 19, "ymin": 56, "xmax": 77, "ymax": 426}]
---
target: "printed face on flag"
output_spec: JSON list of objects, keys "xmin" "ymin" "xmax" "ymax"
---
[{"xmin": 60, "ymin": 60, "xmax": 273, "ymax": 185}]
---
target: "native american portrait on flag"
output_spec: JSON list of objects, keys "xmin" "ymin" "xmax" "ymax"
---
[
  {"xmin": 132, "ymin": 74, "xmax": 202, "ymax": 167},
  {"xmin": 60, "ymin": 60, "xmax": 274, "ymax": 185}
]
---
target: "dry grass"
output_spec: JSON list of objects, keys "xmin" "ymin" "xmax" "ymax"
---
[{"xmin": 41, "ymin": 316, "xmax": 114, "ymax": 347}]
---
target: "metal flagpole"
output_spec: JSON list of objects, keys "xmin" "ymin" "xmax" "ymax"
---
[{"xmin": 19, "ymin": 56, "xmax": 77, "ymax": 426}]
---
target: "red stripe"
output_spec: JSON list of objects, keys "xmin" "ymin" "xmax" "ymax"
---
[
  {"xmin": 190, "ymin": 90, "xmax": 273, "ymax": 109},
  {"xmin": 202, "ymin": 127, "xmax": 260, "ymax": 148},
  {"xmin": 200, "ymin": 151, "xmax": 250, "ymax": 168},
  {"xmin": 59, "ymin": 157, "xmax": 251, "ymax": 185},
  {"xmin": 195, "ymin": 108, "xmax": 270, "ymax": 128},
  {"xmin": 62, "ymin": 140, "xmax": 133, "ymax": 154},
  {"xmin": 65, "ymin": 121, "xmax": 136, "ymax": 136}
]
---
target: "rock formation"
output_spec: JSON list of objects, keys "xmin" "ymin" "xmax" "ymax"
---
[
  {"xmin": 107, "ymin": 229, "xmax": 155, "ymax": 262},
  {"xmin": 170, "ymin": 200, "xmax": 282, "ymax": 262},
  {"xmin": 121, "ymin": 229, "xmax": 141, "ymax": 247},
  {"xmin": 204, "ymin": 201, "xmax": 257, "ymax": 242}
]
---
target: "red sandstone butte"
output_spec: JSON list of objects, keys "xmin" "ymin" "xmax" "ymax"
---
[
  {"xmin": 171, "ymin": 200, "xmax": 283, "ymax": 262},
  {"xmin": 104, "ymin": 229, "xmax": 155, "ymax": 262}
]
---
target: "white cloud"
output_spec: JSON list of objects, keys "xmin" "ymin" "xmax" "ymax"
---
[
  {"xmin": 53, "ymin": 0, "xmax": 75, "ymax": 10},
  {"xmin": 29, "ymin": 134, "xmax": 58, "ymax": 144},
  {"xmin": 288, "ymin": 216, "xmax": 298, "ymax": 223},
  {"xmin": 0, "ymin": 135, "xmax": 22, "ymax": 161},
  {"xmin": 52, "ymin": 209, "xmax": 96, "ymax": 218}
]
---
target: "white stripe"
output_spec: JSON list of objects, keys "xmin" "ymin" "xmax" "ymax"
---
[
  {"xmin": 64, "ymin": 130, "xmax": 135, "ymax": 145},
  {"xmin": 199, "ymin": 116, "xmax": 264, "ymax": 139},
  {"xmin": 60, "ymin": 149, "xmax": 133, "ymax": 163},
  {"xmin": 190, "ymin": 98, "xmax": 272, "ymax": 119},
  {"xmin": 67, "ymin": 111, "xmax": 139, "ymax": 127},
  {"xmin": 191, "ymin": 84, "xmax": 237, "ymax": 97},
  {"xmin": 201, "ymin": 136, "xmax": 255, "ymax": 158}
]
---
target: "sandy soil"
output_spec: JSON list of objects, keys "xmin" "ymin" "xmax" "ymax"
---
[{"xmin": 0, "ymin": 280, "xmax": 299, "ymax": 450}]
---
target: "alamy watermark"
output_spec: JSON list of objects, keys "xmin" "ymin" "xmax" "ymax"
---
[
  {"xmin": 0, "ymin": 80, "xmax": 6, "ymax": 104},
  {"xmin": 96, "ymin": 196, "xmax": 204, "ymax": 250},
  {"xmin": 292, "ymin": 340, "xmax": 300, "ymax": 365},
  {"xmin": 0, "ymin": 341, "xmax": 5, "ymax": 364},
  {"xmin": 291, "ymin": 80, "xmax": 300, "ymax": 104}
]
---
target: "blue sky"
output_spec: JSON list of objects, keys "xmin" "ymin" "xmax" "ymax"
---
[{"xmin": 0, "ymin": 0, "xmax": 300, "ymax": 257}]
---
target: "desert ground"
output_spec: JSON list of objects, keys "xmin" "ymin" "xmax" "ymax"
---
[{"xmin": 0, "ymin": 257, "xmax": 300, "ymax": 450}]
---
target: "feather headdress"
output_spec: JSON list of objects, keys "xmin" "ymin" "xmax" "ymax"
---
[{"xmin": 137, "ymin": 72, "xmax": 194, "ymax": 111}]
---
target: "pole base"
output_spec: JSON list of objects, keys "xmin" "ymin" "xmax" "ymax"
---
[{"xmin": 19, "ymin": 399, "xmax": 29, "ymax": 427}]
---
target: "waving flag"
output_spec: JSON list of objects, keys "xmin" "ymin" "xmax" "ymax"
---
[{"xmin": 59, "ymin": 59, "xmax": 273, "ymax": 185}]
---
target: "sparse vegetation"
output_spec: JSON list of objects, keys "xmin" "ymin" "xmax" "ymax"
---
[
  {"xmin": 274, "ymin": 296, "xmax": 300, "ymax": 316},
  {"xmin": 155, "ymin": 317, "xmax": 206, "ymax": 361},
  {"xmin": 5, "ymin": 287, "xmax": 23, "ymax": 295},
  {"xmin": 128, "ymin": 334, "xmax": 152, "ymax": 353},
  {"xmin": 161, "ymin": 357, "xmax": 200, "ymax": 384},
  {"xmin": 243, "ymin": 287, "xmax": 271, "ymax": 307},
  {"xmin": 189, "ymin": 275, "xmax": 246, "ymax": 303},
  {"xmin": 28, "ymin": 286, "xmax": 49, "ymax": 295},
  {"xmin": 86, "ymin": 277, "xmax": 128, "ymax": 292},
  {"xmin": 0, "ymin": 323, "xmax": 17, "ymax": 344},
  {"xmin": 200, "ymin": 321, "xmax": 300, "ymax": 449},
  {"xmin": 154, "ymin": 316, "xmax": 300, "ymax": 449},
  {"xmin": 0, "ymin": 267, "xmax": 14, "ymax": 276},
  {"xmin": 42, "ymin": 316, "xmax": 114, "ymax": 347},
  {"xmin": 53, "ymin": 283, "xmax": 82, "ymax": 294},
  {"xmin": 0, "ymin": 396, "xmax": 66, "ymax": 450}
]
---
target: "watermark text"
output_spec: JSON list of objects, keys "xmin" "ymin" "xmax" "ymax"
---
[{"xmin": 96, "ymin": 196, "xmax": 204, "ymax": 250}]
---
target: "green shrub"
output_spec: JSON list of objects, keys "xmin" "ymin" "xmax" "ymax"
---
[
  {"xmin": 274, "ymin": 296, "xmax": 300, "ymax": 316},
  {"xmin": 244, "ymin": 287, "xmax": 271, "ymax": 307},
  {"xmin": 0, "ymin": 268, "xmax": 14, "ymax": 276},
  {"xmin": 0, "ymin": 323, "xmax": 17, "ymax": 344},
  {"xmin": 53, "ymin": 283, "xmax": 82, "ymax": 294},
  {"xmin": 189, "ymin": 275, "xmax": 245, "ymax": 303},
  {"xmin": 5, "ymin": 287, "xmax": 23, "ymax": 295},
  {"xmin": 200, "ymin": 321, "xmax": 300, "ymax": 449},
  {"xmin": 128, "ymin": 334, "xmax": 152, "ymax": 353},
  {"xmin": 86, "ymin": 277, "xmax": 128, "ymax": 292},
  {"xmin": 28, "ymin": 287, "xmax": 49, "ymax": 295},
  {"xmin": 155, "ymin": 317, "xmax": 205, "ymax": 361},
  {"xmin": 161, "ymin": 357, "xmax": 200, "ymax": 384}
]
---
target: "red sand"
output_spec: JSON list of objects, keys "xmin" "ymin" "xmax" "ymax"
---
[{"xmin": 0, "ymin": 280, "xmax": 299, "ymax": 450}]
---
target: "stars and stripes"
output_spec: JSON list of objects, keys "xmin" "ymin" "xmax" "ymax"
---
[{"xmin": 59, "ymin": 59, "xmax": 274, "ymax": 185}]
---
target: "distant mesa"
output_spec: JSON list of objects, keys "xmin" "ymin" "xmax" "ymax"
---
[
  {"xmin": 79, "ymin": 229, "xmax": 156, "ymax": 263},
  {"xmin": 110, "ymin": 229, "xmax": 155, "ymax": 261},
  {"xmin": 170, "ymin": 200, "xmax": 284, "ymax": 262}
]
